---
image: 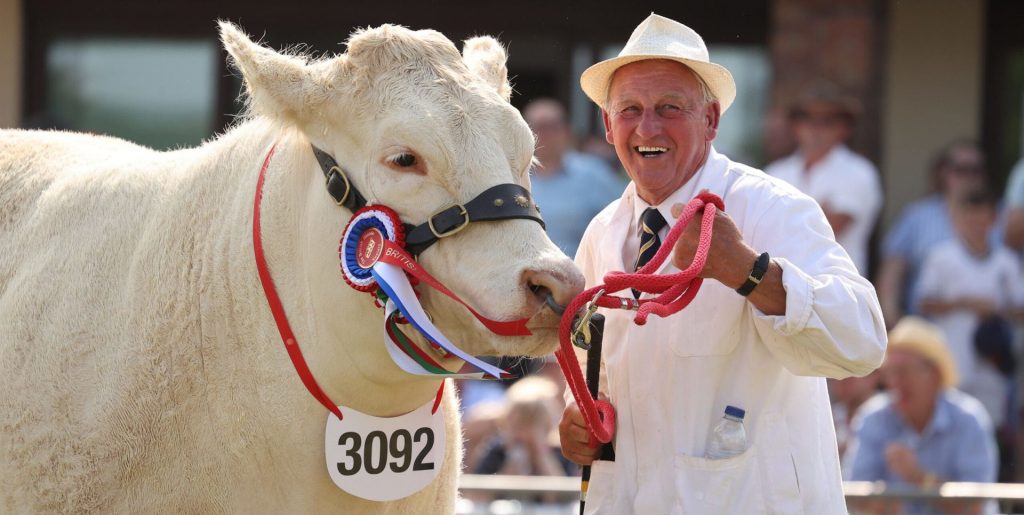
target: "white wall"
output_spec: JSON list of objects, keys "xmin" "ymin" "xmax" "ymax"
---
[
  {"xmin": 0, "ymin": 0, "xmax": 22, "ymax": 128},
  {"xmin": 881, "ymin": 0, "xmax": 984, "ymax": 227}
]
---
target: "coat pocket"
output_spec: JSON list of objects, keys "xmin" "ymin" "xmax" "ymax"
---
[{"xmin": 674, "ymin": 446, "xmax": 762, "ymax": 514}]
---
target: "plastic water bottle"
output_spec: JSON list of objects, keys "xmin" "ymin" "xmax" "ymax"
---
[{"xmin": 705, "ymin": 405, "xmax": 747, "ymax": 459}]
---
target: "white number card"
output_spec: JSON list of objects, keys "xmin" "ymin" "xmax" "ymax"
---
[{"xmin": 324, "ymin": 400, "xmax": 446, "ymax": 501}]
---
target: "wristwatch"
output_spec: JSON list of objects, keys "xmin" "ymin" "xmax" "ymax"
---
[{"xmin": 735, "ymin": 252, "xmax": 770, "ymax": 297}]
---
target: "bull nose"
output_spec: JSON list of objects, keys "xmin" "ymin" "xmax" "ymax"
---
[{"xmin": 522, "ymin": 262, "xmax": 585, "ymax": 313}]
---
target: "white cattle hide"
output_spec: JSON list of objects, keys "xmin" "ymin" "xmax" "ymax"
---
[{"xmin": 0, "ymin": 22, "xmax": 583, "ymax": 513}]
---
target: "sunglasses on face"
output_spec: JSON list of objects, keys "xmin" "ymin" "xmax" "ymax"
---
[
  {"xmin": 945, "ymin": 162, "xmax": 985, "ymax": 175},
  {"xmin": 790, "ymin": 110, "xmax": 845, "ymax": 126}
]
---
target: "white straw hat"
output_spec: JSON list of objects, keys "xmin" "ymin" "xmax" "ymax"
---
[{"xmin": 580, "ymin": 13, "xmax": 736, "ymax": 113}]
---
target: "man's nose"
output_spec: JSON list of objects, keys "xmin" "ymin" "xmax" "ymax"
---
[{"xmin": 635, "ymin": 110, "xmax": 661, "ymax": 139}]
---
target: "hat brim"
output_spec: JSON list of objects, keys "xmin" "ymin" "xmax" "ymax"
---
[{"xmin": 580, "ymin": 54, "xmax": 736, "ymax": 114}]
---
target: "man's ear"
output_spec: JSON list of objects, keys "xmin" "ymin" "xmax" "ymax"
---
[
  {"xmin": 704, "ymin": 101, "xmax": 721, "ymax": 142},
  {"xmin": 603, "ymin": 110, "xmax": 614, "ymax": 145}
]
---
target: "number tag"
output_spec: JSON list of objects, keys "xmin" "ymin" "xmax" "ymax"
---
[{"xmin": 324, "ymin": 400, "xmax": 446, "ymax": 501}]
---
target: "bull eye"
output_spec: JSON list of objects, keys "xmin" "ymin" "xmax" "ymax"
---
[{"xmin": 391, "ymin": 153, "xmax": 417, "ymax": 167}]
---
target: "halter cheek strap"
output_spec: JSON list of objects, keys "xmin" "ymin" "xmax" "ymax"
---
[
  {"xmin": 312, "ymin": 145, "xmax": 368, "ymax": 212},
  {"xmin": 310, "ymin": 145, "xmax": 545, "ymax": 256}
]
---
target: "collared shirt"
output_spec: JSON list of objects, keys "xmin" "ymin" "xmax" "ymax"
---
[
  {"xmin": 765, "ymin": 144, "xmax": 882, "ymax": 276},
  {"xmin": 573, "ymin": 147, "xmax": 887, "ymax": 514},
  {"xmin": 845, "ymin": 390, "xmax": 997, "ymax": 514}
]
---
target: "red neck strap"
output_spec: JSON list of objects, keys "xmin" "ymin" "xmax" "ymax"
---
[{"xmin": 252, "ymin": 145, "xmax": 444, "ymax": 420}]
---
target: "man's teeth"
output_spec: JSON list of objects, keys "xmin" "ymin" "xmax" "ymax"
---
[{"xmin": 637, "ymin": 146, "xmax": 668, "ymax": 155}]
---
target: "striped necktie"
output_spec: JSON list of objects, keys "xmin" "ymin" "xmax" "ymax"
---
[{"xmin": 633, "ymin": 207, "xmax": 668, "ymax": 298}]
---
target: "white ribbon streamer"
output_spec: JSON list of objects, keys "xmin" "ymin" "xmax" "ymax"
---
[{"xmin": 372, "ymin": 262, "xmax": 506, "ymax": 379}]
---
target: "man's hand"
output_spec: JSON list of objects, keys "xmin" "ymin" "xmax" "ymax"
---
[
  {"xmin": 670, "ymin": 195, "xmax": 787, "ymax": 316},
  {"xmin": 671, "ymin": 200, "xmax": 757, "ymax": 290},
  {"xmin": 885, "ymin": 443, "xmax": 925, "ymax": 484},
  {"xmin": 558, "ymin": 401, "xmax": 603, "ymax": 466}
]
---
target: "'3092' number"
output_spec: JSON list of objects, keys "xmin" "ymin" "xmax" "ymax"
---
[{"xmin": 336, "ymin": 427, "xmax": 434, "ymax": 476}]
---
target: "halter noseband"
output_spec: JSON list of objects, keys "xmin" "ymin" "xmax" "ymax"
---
[{"xmin": 311, "ymin": 145, "xmax": 545, "ymax": 256}]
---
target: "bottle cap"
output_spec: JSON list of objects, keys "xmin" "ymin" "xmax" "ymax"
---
[{"xmin": 724, "ymin": 405, "xmax": 745, "ymax": 419}]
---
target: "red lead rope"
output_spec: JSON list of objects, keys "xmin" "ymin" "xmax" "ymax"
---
[{"xmin": 554, "ymin": 192, "xmax": 724, "ymax": 445}]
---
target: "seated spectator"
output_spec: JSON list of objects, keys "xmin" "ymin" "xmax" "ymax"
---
[
  {"xmin": 845, "ymin": 317, "xmax": 997, "ymax": 515},
  {"xmin": 916, "ymin": 188, "xmax": 1024, "ymax": 426},
  {"xmin": 877, "ymin": 140, "xmax": 990, "ymax": 325},
  {"xmin": 472, "ymin": 376, "xmax": 573, "ymax": 477}
]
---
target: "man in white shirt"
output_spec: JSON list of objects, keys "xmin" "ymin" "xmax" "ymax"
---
[
  {"xmin": 557, "ymin": 14, "xmax": 887, "ymax": 514},
  {"xmin": 764, "ymin": 86, "xmax": 882, "ymax": 276}
]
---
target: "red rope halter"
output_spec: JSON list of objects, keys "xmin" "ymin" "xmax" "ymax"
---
[{"xmin": 555, "ymin": 191, "xmax": 724, "ymax": 445}]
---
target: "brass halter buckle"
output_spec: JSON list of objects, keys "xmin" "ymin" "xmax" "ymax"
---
[
  {"xmin": 428, "ymin": 204, "xmax": 470, "ymax": 238},
  {"xmin": 326, "ymin": 166, "xmax": 351, "ymax": 206}
]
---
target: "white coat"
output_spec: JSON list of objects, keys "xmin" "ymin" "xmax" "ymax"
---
[{"xmin": 574, "ymin": 148, "xmax": 887, "ymax": 514}]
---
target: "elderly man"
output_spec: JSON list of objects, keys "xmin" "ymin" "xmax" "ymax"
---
[
  {"xmin": 557, "ymin": 14, "xmax": 887, "ymax": 514},
  {"xmin": 845, "ymin": 317, "xmax": 997, "ymax": 515}
]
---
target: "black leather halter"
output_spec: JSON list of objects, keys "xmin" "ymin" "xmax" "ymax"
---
[{"xmin": 311, "ymin": 145, "xmax": 545, "ymax": 256}]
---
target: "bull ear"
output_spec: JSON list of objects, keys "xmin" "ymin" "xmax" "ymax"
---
[
  {"xmin": 219, "ymin": 21, "xmax": 333, "ymax": 124},
  {"xmin": 462, "ymin": 37, "xmax": 511, "ymax": 102}
]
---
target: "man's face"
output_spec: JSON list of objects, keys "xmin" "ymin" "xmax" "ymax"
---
[
  {"xmin": 791, "ymin": 100, "xmax": 850, "ymax": 155},
  {"xmin": 880, "ymin": 349, "xmax": 942, "ymax": 419},
  {"xmin": 524, "ymin": 101, "xmax": 570, "ymax": 164},
  {"xmin": 941, "ymin": 146, "xmax": 986, "ymax": 198},
  {"xmin": 602, "ymin": 60, "xmax": 720, "ymax": 205}
]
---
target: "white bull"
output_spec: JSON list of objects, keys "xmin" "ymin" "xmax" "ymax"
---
[{"xmin": 0, "ymin": 22, "xmax": 583, "ymax": 513}]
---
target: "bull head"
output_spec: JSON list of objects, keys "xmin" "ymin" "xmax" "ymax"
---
[{"xmin": 219, "ymin": 22, "xmax": 583, "ymax": 401}]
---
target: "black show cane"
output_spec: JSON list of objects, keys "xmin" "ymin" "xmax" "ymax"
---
[{"xmin": 579, "ymin": 313, "xmax": 607, "ymax": 515}]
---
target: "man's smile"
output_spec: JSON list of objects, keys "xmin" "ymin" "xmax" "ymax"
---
[{"xmin": 636, "ymin": 146, "xmax": 669, "ymax": 157}]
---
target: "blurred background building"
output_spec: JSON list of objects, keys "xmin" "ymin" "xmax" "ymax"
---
[{"xmin": 1, "ymin": 0, "xmax": 1023, "ymax": 257}]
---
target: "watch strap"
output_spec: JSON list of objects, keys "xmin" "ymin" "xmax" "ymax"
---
[{"xmin": 736, "ymin": 251, "xmax": 770, "ymax": 297}]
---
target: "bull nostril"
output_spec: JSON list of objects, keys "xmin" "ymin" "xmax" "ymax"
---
[
  {"xmin": 529, "ymin": 282, "xmax": 552, "ymax": 303},
  {"xmin": 522, "ymin": 267, "xmax": 585, "ymax": 314}
]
